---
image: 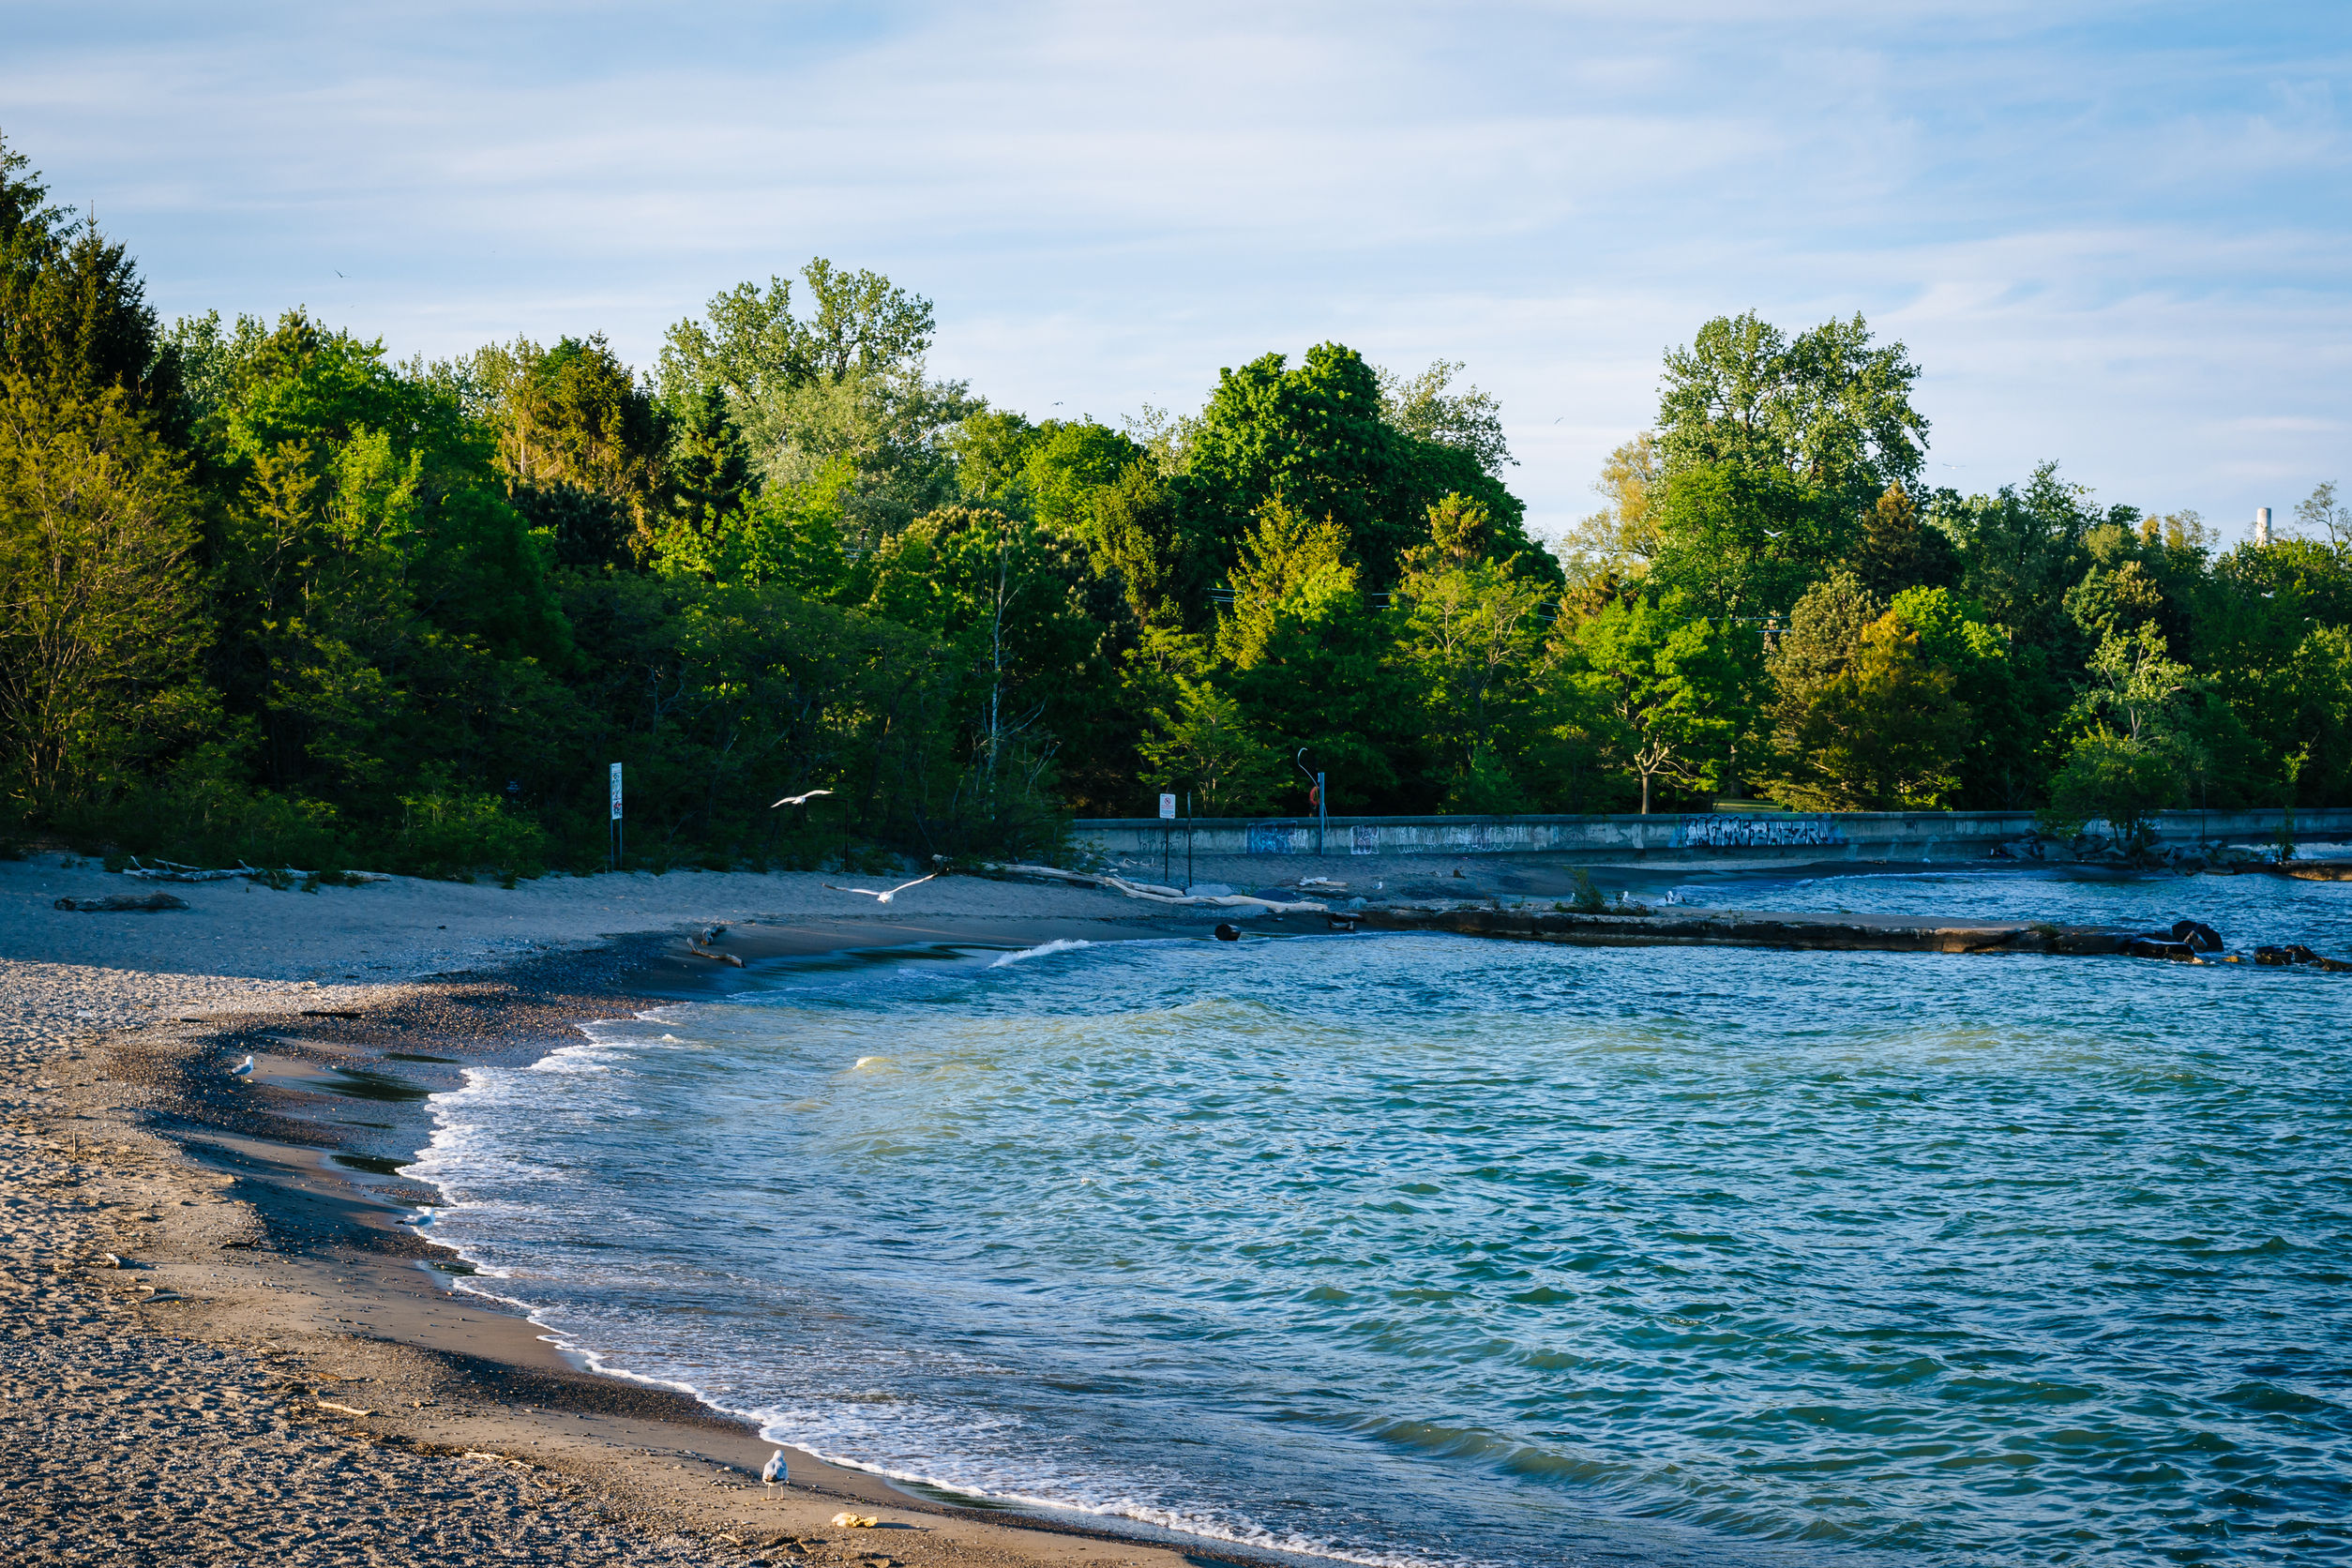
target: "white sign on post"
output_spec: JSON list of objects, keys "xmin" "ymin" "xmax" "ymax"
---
[
  {"xmin": 610, "ymin": 763, "xmax": 624, "ymax": 820},
  {"xmin": 1158, "ymin": 793, "xmax": 1177, "ymax": 820}
]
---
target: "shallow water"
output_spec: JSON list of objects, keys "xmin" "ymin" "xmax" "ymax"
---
[{"xmin": 413, "ymin": 871, "xmax": 2352, "ymax": 1567}]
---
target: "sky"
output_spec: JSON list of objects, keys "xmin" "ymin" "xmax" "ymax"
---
[{"xmin": 4, "ymin": 1, "xmax": 2347, "ymax": 546}]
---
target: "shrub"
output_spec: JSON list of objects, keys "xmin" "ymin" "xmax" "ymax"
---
[
  {"xmin": 387, "ymin": 785, "xmax": 548, "ymax": 881},
  {"xmin": 2037, "ymin": 731, "xmax": 2183, "ymax": 856}
]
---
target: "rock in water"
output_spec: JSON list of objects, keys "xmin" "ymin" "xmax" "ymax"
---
[{"xmin": 2170, "ymin": 919, "xmax": 2223, "ymax": 952}]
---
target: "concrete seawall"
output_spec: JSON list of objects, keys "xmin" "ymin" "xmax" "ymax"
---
[{"xmin": 1071, "ymin": 807, "xmax": 2352, "ymax": 866}]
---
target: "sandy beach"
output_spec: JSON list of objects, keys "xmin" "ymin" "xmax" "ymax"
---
[{"xmin": 0, "ymin": 853, "xmax": 1277, "ymax": 1567}]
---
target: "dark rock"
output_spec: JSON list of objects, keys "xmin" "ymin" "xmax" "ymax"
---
[
  {"xmin": 2169, "ymin": 919, "xmax": 2224, "ymax": 952},
  {"xmin": 2255, "ymin": 942, "xmax": 2352, "ymax": 972},
  {"xmin": 1213, "ymin": 923, "xmax": 1242, "ymax": 942}
]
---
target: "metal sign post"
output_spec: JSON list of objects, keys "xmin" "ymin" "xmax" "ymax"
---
[
  {"xmin": 609, "ymin": 763, "xmax": 624, "ymax": 870},
  {"xmin": 1185, "ymin": 791, "xmax": 1193, "ymax": 889},
  {"xmin": 1159, "ymin": 792, "xmax": 1176, "ymax": 883},
  {"xmin": 1317, "ymin": 772, "xmax": 1327, "ymax": 857}
]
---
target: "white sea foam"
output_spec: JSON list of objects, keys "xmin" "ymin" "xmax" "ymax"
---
[{"xmin": 989, "ymin": 938, "xmax": 1094, "ymax": 967}]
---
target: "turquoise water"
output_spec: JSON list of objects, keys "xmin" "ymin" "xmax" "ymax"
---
[{"xmin": 414, "ymin": 871, "xmax": 2352, "ymax": 1567}]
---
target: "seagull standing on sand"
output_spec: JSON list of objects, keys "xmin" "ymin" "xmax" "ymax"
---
[
  {"xmin": 823, "ymin": 874, "xmax": 936, "ymax": 905},
  {"xmin": 761, "ymin": 1449, "xmax": 789, "ymax": 1486},
  {"xmin": 230, "ymin": 1055, "xmax": 254, "ymax": 1077},
  {"xmin": 771, "ymin": 789, "xmax": 834, "ymax": 808}
]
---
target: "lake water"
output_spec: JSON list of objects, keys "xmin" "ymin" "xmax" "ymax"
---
[{"xmin": 412, "ymin": 870, "xmax": 2352, "ymax": 1567}]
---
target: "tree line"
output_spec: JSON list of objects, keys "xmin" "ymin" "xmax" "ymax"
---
[{"xmin": 2, "ymin": 132, "xmax": 2345, "ymax": 877}]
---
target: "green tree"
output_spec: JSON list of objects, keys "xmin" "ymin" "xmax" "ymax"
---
[
  {"xmin": 0, "ymin": 379, "xmax": 205, "ymax": 808},
  {"xmin": 2037, "ymin": 626, "xmax": 2195, "ymax": 853},
  {"xmin": 1138, "ymin": 677, "xmax": 1284, "ymax": 815},
  {"xmin": 1571, "ymin": 598, "xmax": 1750, "ymax": 813},
  {"xmin": 1214, "ymin": 501, "xmax": 1407, "ymax": 808},
  {"xmin": 658, "ymin": 261, "xmax": 973, "ymax": 547},
  {"xmin": 1887, "ymin": 585, "xmax": 2034, "ymax": 807},
  {"xmin": 2292, "ymin": 481, "xmax": 2351, "ymax": 550},
  {"xmin": 473, "ymin": 333, "xmax": 666, "ymax": 555},
  {"xmin": 1395, "ymin": 496, "xmax": 1548, "ymax": 801},
  {"xmin": 1657, "ymin": 310, "xmax": 1927, "ymax": 499},
  {"xmin": 650, "ymin": 455, "xmax": 852, "ymax": 597},
  {"xmin": 0, "ymin": 132, "xmax": 181, "ymax": 422},
  {"xmin": 2039, "ymin": 734, "xmax": 2184, "ymax": 855},
  {"xmin": 1559, "ymin": 432, "xmax": 1664, "ymax": 596},
  {"xmin": 1377, "ymin": 358, "xmax": 1514, "ymax": 477},
  {"xmin": 1087, "ymin": 460, "xmax": 1214, "ymax": 629},
  {"xmin": 1182, "ymin": 342, "xmax": 1543, "ymax": 588},
  {"xmin": 1645, "ymin": 460, "xmax": 1844, "ymax": 618},
  {"xmin": 1849, "ymin": 481, "xmax": 1959, "ymax": 596},
  {"xmin": 1765, "ymin": 590, "xmax": 1969, "ymax": 810},
  {"xmin": 2078, "ymin": 623, "xmax": 2192, "ymax": 745}
]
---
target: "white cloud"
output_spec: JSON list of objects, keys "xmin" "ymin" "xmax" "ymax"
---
[{"xmin": 1, "ymin": 0, "xmax": 2346, "ymax": 542}]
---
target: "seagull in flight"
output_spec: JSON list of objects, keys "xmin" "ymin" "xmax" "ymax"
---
[
  {"xmin": 761, "ymin": 1449, "xmax": 789, "ymax": 1486},
  {"xmin": 824, "ymin": 873, "xmax": 937, "ymax": 904},
  {"xmin": 231, "ymin": 1055, "xmax": 254, "ymax": 1077},
  {"xmin": 771, "ymin": 789, "xmax": 834, "ymax": 808}
]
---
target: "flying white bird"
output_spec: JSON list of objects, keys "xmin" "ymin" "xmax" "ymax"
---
[
  {"xmin": 771, "ymin": 789, "xmax": 834, "ymax": 808},
  {"xmin": 230, "ymin": 1055, "xmax": 254, "ymax": 1077},
  {"xmin": 823, "ymin": 873, "xmax": 937, "ymax": 904},
  {"xmin": 761, "ymin": 1449, "xmax": 789, "ymax": 1486}
]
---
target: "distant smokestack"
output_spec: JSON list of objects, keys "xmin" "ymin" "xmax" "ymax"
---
[{"xmin": 2254, "ymin": 506, "xmax": 2271, "ymax": 546}]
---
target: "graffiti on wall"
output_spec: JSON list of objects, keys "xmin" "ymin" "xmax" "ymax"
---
[
  {"xmin": 1674, "ymin": 813, "xmax": 1844, "ymax": 849},
  {"xmin": 1246, "ymin": 822, "xmax": 1304, "ymax": 855},
  {"xmin": 1350, "ymin": 825, "xmax": 1380, "ymax": 855}
]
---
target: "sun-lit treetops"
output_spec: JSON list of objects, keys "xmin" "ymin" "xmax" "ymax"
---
[{"xmin": 2, "ymin": 130, "xmax": 2347, "ymax": 876}]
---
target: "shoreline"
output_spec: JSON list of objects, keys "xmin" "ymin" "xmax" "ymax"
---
[{"xmin": 2, "ymin": 864, "xmax": 1269, "ymax": 1568}]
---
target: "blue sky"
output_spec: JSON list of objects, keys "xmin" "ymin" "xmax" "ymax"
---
[{"xmin": 5, "ymin": 1, "xmax": 2346, "ymax": 544}]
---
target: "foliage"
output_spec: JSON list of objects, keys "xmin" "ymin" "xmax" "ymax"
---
[
  {"xmin": 0, "ymin": 130, "xmax": 2345, "ymax": 869},
  {"xmin": 1656, "ymin": 310, "xmax": 1927, "ymax": 501},
  {"xmin": 0, "ymin": 377, "xmax": 205, "ymax": 807},
  {"xmin": 2038, "ymin": 732, "xmax": 2185, "ymax": 855},
  {"xmin": 1558, "ymin": 432, "xmax": 1663, "ymax": 592},
  {"xmin": 1571, "ymin": 597, "xmax": 1753, "ymax": 814},
  {"xmin": 1767, "ymin": 609, "xmax": 1968, "ymax": 810},
  {"xmin": 1376, "ymin": 359, "xmax": 1514, "ymax": 477},
  {"xmin": 1182, "ymin": 342, "xmax": 1548, "ymax": 590},
  {"xmin": 1138, "ymin": 677, "xmax": 1284, "ymax": 815}
]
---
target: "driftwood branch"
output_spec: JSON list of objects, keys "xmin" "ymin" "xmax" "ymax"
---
[{"xmin": 118, "ymin": 856, "xmax": 389, "ymax": 884}]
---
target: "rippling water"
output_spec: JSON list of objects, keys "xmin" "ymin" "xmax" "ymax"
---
[{"xmin": 413, "ymin": 870, "xmax": 2352, "ymax": 1567}]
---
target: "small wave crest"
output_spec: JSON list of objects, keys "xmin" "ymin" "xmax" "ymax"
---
[{"xmin": 989, "ymin": 938, "xmax": 1095, "ymax": 968}]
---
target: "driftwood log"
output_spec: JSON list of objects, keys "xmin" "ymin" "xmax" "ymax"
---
[
  {"xmin": 118, "ymin": 857, "xmax": 390, "ymax": 884},
  {"xmin": 54, "ymin": 893, "xmax": 188, "ymax": 913}
]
